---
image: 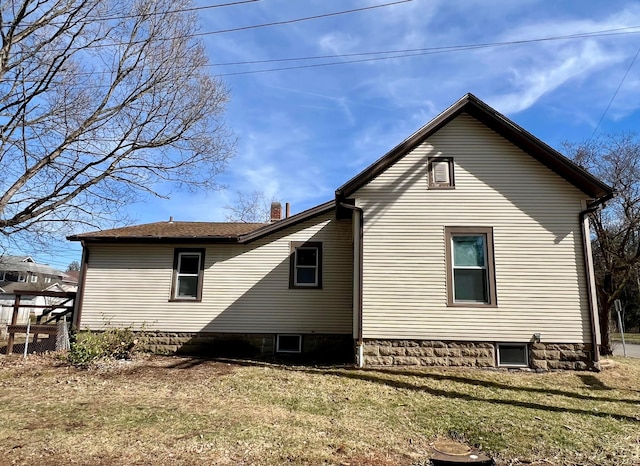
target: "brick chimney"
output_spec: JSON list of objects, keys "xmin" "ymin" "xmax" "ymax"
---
[{"xmin": 270, "ymin": 202, "xmax": 282, "ymax": 222}]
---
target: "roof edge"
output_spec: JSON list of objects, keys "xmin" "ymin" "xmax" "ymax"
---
[
  {"xmin": 336, "ymin": 93, "xmax": 614, "ymax": 200},
  {"xmin": 68, "ymin": 201, "xmax": 336, "ymax": 244},
  {"xmin": 239, "ymin": 200, "xmax": 335, "ymax": 243}
]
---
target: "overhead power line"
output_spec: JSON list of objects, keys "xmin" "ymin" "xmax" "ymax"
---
[
  {"xmin": 11, "ymin": 0, "xmax": 262, "ymax": 26},
  {"xmin": 4, "ymin": 25, "xmax": 639, "ymax": 85},
  {"xmin": 213, "ymin": 27, "xmax": 640, "ymax": 77},
  {"xmin": 98, "ymin": 0, "xmax": 262, "ymax": 21},
  {"xmin": 10, "ymin": 0, "xmax": 414, "ymax": 52},
  {"xmin": 190, "ymin": 0, "xmax": 413, "ymax": 37},
  {"xmin": 590, "ymin": 44, "xmax": 640, "ymax": 140}
]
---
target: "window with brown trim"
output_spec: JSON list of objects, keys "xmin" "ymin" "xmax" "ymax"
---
[
  {"xmin": 445, "ymin": 227, "xmax": 496, "ymax": 306},
  {"xmin": 428, "ymin": 157, "xmax": 455, "ymax": 189},
  {"xmin": 171, "ymin": 248, "xmax": 205, "ymax": 301},
  {"xmin": 289, "ymin": 241, "xmax": 322, "ymax": 288}
]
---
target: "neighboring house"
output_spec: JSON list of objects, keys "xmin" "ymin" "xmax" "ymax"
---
[
  {"xmin": 0, "ymin": 256, "xmax": 78, "ymax": 327},
  {"xmin": 68, "ymin": 94, "xmax": 614, "ymax": 370},
  {"xmin": 0, "ymin": 255, "xmax": 68, "ymax": 289}
]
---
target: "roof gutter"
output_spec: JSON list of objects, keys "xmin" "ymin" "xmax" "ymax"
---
[
  {"xmin": 579, "ymin": 193, "xmax": 613, "ymax": 369},
  {"xmin": 338, "ymin": 200, "xmax": 364, "ymax": 367}
]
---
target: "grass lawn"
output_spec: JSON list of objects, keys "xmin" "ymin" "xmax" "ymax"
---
[
  {"xmin": 613, "ymin": 333, "xmax": 640, "ymax": 345},
  {"xmin": 0, "ymin": 354, "xmax": 639, "ymax": 466}
]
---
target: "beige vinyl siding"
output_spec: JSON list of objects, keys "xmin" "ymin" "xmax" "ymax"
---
[
  {"xmin": 80, "ymin": 213, "xmax": 353, "ymax": 334},
  {"xmin": 354, "ymin": 113, "xmax": 592, "ymax": 343}
]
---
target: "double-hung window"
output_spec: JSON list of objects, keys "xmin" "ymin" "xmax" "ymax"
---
[
  {"xmin": 171, "ymin": 248, "xmax": 205, "ymax": 301},
  {"xmin": 289, "ymin": 242, "xmax": 322, "ymax": 288},
  {"xmin": 445, "ymin": 227, "xmax": 496, "ymax": 306}
]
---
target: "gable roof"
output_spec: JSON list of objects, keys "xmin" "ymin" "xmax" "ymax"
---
[
  {"xmin": 336, "ymin": 93, "xmax": 614, "ymax": 201},
  {"xmin": 67, "ymin": 201, "xmax": 335, "ymax": 244},
  {"xmin": 0, "ymin": 255, "xmax": 64, "ymax": 276}
]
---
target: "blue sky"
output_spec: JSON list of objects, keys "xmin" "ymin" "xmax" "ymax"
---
[{"xmin": 35, "ymin": 0, "xmax": 640, "ymax": 270}]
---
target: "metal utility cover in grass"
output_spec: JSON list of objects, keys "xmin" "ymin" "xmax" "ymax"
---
[{"xmin": 431, "ymin": 439, "xmax": 494, "ymax": 465}]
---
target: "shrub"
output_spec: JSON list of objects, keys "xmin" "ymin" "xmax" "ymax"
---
[{"xmin": 68, "ymin": 328, "xmax": 138, "ymax": 367}]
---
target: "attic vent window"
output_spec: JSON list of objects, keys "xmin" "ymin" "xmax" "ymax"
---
[{"xmin": 428, "ymin": 157, "xmax": 454, "ymax": 189}]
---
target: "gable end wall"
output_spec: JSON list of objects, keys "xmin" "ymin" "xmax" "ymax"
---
[{"xmin": 354, "ymin": 113, "xmax": 592, "ymax": 344}]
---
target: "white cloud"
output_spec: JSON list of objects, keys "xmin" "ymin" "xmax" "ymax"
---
[{"xmin": 487, "ymin": 40, "xmax": 624, "ymax": 114}]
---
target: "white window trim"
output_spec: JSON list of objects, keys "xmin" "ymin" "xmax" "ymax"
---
[
  {"xmin": 276, "ymin": 334, "xmax": 302, "ymax": 353},
  {"xmin": 497, "ymin": 343, "xmax": 529, "ymax": 367},
  {"xmin": 451, "ymin": 234, "xmax": 489, "ymax": 304},
  {"xmin": 17, "ymin": 273, "xmax": 26, "ymax": 283},
  {"xmin": 30, "ymin": 275, "xmax": 38, "ymax": 283},
  {"xmin": 174, "ymin": 251, "xmax": 202, "ymax": 300},
  {"xmin": 294, "ymin": 247, "xmax": 319, "ymax": 287}
]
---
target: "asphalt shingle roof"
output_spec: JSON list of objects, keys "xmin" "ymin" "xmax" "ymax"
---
[{"xmin": 69, "ymin": 221, "xmax": 267, "ymax": 240}]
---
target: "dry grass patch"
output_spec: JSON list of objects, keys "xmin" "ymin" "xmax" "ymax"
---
[{"xmin": 0, "ymin": 354, "xmax": 639, "ymax": 465}]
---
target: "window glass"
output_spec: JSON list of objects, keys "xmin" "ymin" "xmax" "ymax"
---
[
  {"xmin": 177, "ymin": 276, "xmax": 198, "ymax": 298},
  {"xmin": 454, "ymin": 269, "xmax": 488, "ymax": 302},
  {"xmin": 498, "ymin": 344, "xmax": 528, "ymax": 366},
  {"xmin": 296, "ymin": 248, "xmax": 317, "ymax": 266},
  {"xmin": 451, "ymin": 233, "xmax": 490, "ymax": 303},
  {"xmin": 4, "ymin": 271, "xmax": 19, "ymax": 282},
  {"xmin": 296, "ymin": 267, "xmax": 316, "ymax": 284},
  {"xmin": 453, "ymin": 236, "xmax": 485, "ymax": 267},
  {"xmin": 179, "ymin": 254, "xmax": 200, "ymax": 274}
]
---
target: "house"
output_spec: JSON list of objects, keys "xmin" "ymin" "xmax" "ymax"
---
[
  {"xmin": 68, "ymin": 94, "xmax": 614, "ymax": 370},
  {"xmin": 0, "ymin": 255, "xmax": 71, "ymax": 290},
  {"xmin": 0, "ymin": 256, "xmax": 78, "ymax": 335}
]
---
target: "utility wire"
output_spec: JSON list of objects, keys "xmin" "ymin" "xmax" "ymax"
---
[
  {"xmin": 4, "ymin": 26, "xmax": 639, "ymax": 84},
  {"xmin": 590, "ymin": 45, "xmax": 640, "ymax": 140},
  {"xmin": 10, "ymin": 0, "xmax": 261, "ymax": 26},
  {"xmin": 9, "ymin": 0, "xmax": 413, "ymax": 52},
  {"xmin": 190, "ymin": 0, "xmax": 412, "ymax": 37},
  {"xmin": 210, "ymin": 26, "xmax": 640, "ymax": 70}
]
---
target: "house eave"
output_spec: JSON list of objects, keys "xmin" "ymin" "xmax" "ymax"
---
[{"xmin": 68, "ymin": 236, "xmax": 242, "ymax": 244}]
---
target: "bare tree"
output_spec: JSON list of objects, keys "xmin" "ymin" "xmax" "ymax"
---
[
  {"xmin": 565, "ymin": 134, "xmax": 640, "ymax": 354},
  {"xmin": 225, "ymin": 191, "xmax": 279, "ymax": 223},
  {"xmin": 66, "ymin": 260, "xmax": 80, "ymax": 272},
  {"xmin": 0, "ymin": 0, "xmax": 233, "ymax": 247}
]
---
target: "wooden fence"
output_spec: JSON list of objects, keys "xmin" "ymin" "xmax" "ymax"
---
[{"xmin": 4, "ymin": 290, "xmax": 76, "ymax": 355}]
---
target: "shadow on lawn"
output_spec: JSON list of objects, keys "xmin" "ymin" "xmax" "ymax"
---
[
  {"xmin": 342, "ymin": 367, "xmax": 640, "ymax": 405},
  {"xmin": 100, "ymin": 355, "xmax": 640, "ymax": 423},
  {"xmin": 303, "ymin": 368, "xmax": 640, "ymax": 423}
]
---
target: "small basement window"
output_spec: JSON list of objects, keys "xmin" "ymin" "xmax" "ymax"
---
[
  {"xmin": 497, "ymin": 344, "xmax": 528, "ymax": 367},
  {"xmin": 276, "ymin": 334, "xmax": 302, "ymax": 353}
]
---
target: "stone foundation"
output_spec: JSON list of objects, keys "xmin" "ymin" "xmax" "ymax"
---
[
  {"xmin": 529, "ymin": 342, "xmax": 593, "ymax": 371},
  {"xmin": 140, "ymin": 332, "xmax": 353, "ymax": 363},
  {"xmin": 363, "ymin": 340, "xmax": 594, "ymax": 371}
]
